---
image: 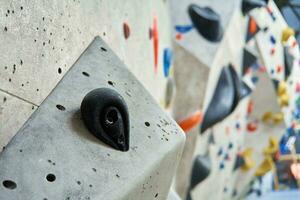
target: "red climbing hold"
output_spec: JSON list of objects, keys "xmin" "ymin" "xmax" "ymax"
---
[
  {"xmin": 247, "ymin": 121, "xmax": 257, "ymax": 132},
  {"xmin": 270, "ymin": 48, "xmax": 275, "ymax": 55},
  {"xmin": 296, "ymin": 82, "xmax": 300, "ymax": 93},
  {"xmin": 276, "ymin": 65, "xmax": 283, "ymax": 73},
  {"xmin": 176, "ymin": 33, "xmax": 182, "ymax": 40},
  {"xmin": 247, "ymin": 100, "xmax": 254, "ymax": 115},
  {"xmin": 123, "ymin": 22, "xmax": 130, "ymax": 40},
  {"xmin": 152, "ymin": 16, "xmax": 159, "ymax": 74}
]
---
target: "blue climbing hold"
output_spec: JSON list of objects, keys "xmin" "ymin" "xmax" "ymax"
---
[
  {"xmin": 219, "ymin": 162, "xmax": 225, "ymax": 169},
  {"xmin": 251, "ymin": 76, "xmax": 258, "ymax": 84},
  {"xmin": 174, "ymin": 25, "xmax": 194, "ymax": 34},
  {"xmin": 163, "ymin": 48, "xmax": 173, "ymax": 77},
  {"xmin": 270, "ymin": 35, "xmax": 276, "ymax": 44},
  {"xmin": 228, "ymin": 142, "xmax": 233, "ymax": 149},
  {"xmin": 218, "ymin": 147, "xmax": 223, "ymax": 156}
]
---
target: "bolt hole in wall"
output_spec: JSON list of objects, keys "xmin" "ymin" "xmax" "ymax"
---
[
  {"xmin": 2, "ymin": 180, "xmax": 17, "ymax": 190},
  {"xmin": 108, "ymin": 81, "xmax": 114, "ymax": 86},
  {"xmin": 56, "ymin": 104, "xmax": 66, "ymax": 111},
  {"xmin": 46, "ymin": 174, "xmax": 56, "ymax": 182},
  {"xmin": 82, "ymin": 71, "xmax": 90, "ymax": 77},
  {"xmin": 145, "ymin": 122, "xmax": 150, "ymax": 127},
  {"xmin": 100, "ymin": 47, "xmax": 107, "ymax": 52}
]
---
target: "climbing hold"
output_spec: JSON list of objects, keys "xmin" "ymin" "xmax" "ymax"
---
[
  {"xmin": 240, "ymin": 148, "xmax": 255, "ymax": 171},
  {"xmin": 241, "ymin": 0, "xmax": 266, "ymax": 15},
  {"xmin": 247, "ymin": 121, "xmax": 257, "ymax": 132},
  {"xmin": 228, "ymin": 142, "xmax": 233, "ymax": 149},
  {"xmin": 262, "ymin": 111, "xmax": 273, "ymax": 123},
  {"xmin": 263, "ymin": 136, "xmax": 279, "ymax": 155},
  {"xmin": 200, "ymin": 65, "xmax": 237, "ymax": 133},
  {"xmin": 246, "ymin": 16, "xmax": 260, "ymax": 42},
  {"xmin": 219, "ymin": 162, "xmax": 225, "ymax": 170},
  {"xmin": 152, "ymin": 16, "xmax": 159, "ymax": 74},
  {"xmin": 164, "ymin": 77, "xmax": 175, "ymax": 109},
  {"xmin": 270, "ymin": 48, "xmax": 275, "ymax": 55},
  {"xmin": 178, "ymin": 110, "xmax": 203, "ymax": 133},
  {"xmin": 190, "ymin": 155, "xmax": 211, "ymax": 189},
  {"xmin": 174, "ymin": 25, "xmax": 194, "ymax": 34},
  {"xmin": 255, "ymin": 156, "xmax": 273, "ymax": 176},
  {"xmin": 272, "ymin": 113, "xmax": 283, "ymax": 124},
  {"xmin": 277, "ymin": 81, "xmax": 287, "ymax": 96},
  {"xmin": 123, "ymin": 22, "xmax": 130, "ymax": 39},
  {"xmin": 283, "ymin": 46, "xmax": 294, "ymax": 80},
  {"xmin": 188, "ymin": 4, "xmax": 223, "ymax": 42},
  {"xmin": 242, "ymin": 48, "xmax": 257, "ymax": 75},
  {"xmin": 270, "ymin": 35, "xmax": 276, "ymax": 44},
  {"xmin": 163, "ymin": 48, "xmax": 173, "ymax": 77},
  {"xmin": 233, "ymin": 154, "xmax": 245, "ymax": 171},
  {"xmin": 81, "ymin": 88, "xmax": 130, "ymax": 151},
  {"xmin": 247, "ymin": 100, "xmax": 254, "ymax": 115},
  {"xmin": 218, "ymin": 147, "xmax": 223, "ymax": 156},
  {"xmin": 281, "ymin": 27, "xmax": 295, "ymax": 43},
  {"xmin": 278, "ymin": 93, "xmax": 289, "ymax": 107}
]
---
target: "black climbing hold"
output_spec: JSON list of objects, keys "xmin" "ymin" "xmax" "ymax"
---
[
  {"xmin": 272, "ymin": 79, "xmax": 279, "ymax": 90},
  {"xmin": 81, "ymin": 88, "xmax": 130, "ymax": 151},
  {"xmin": 200, "ymin": 64, "xmax": 252, "ymax": 134},
  {"xmin": 233, "ymin": 154, "xmax": 245, "ymax": 171},
  {"xmin": 239, "ymin": 80, "xmax": 252, "ymax": 99},
  {"xmin": 283, "ymin": 46, "xmax": 294, "ymax": 80},
  {"xmin": 242, "ymin": 48, "xmax": 257, "ymax": 75},
  {"xmin": 190, "ymin": 155, "xmax": 211, "ymax": 189},
  {"xmin": 188, "ymin": 4, "xmax": 223, "ymax": 42},
  {"xmin": 241, "ymin": 0, "xmax": 266, "ymax": 15},
  {"xmin": 200, "ymin": 65, "xmax": 237, "ymax": 133}
]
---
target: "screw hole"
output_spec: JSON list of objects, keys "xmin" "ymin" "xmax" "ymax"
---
[
  {"xmin": 46, "ymin": 174, "xmax": 56, "ymax": 182},
  {"xmin": 108, "ymin": 81, "xmax": 114, "ymax": 86},
  {"xmin": 58, "ymin": 68, "xmax": 62, "ymax": 74},
  {"xmin": 105, "ymin": 109, "xmax": 118, "ymax": 125},
  {"xmin": 82, "ymin": 72, "xmax": 90, "ymax": 77},
  {"xmin": 56, "ymin": 104, "xmax": 66, "ymax": 111},
  {"xmin": 100, "ymin": 47, "xmax": 107, "ymax": 52},
  {"xmin": 145, "ymin": 122, "xmax": 150, "ymax": 127},
  {"xmin": 2, "ymin": 180, "xmax": 17, "ymax": 190}
]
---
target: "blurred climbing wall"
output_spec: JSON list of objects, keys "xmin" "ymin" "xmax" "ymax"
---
[{"xmin": 0, "ymin": 0, "xmax": 173, "ymax": 151}]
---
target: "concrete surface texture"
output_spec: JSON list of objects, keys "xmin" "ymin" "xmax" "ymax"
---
[
  {"xmin": 0, "ymin": 37, "xmax": 185, "ymax": 200},
  {"xmin": 0, "ymin": 0, "xmax": 172, "ymax": 151}
]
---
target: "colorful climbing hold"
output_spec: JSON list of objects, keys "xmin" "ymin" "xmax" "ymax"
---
[
  {"xmin": 163, "ymin": 48, "xmax": 173, "ymax": 77},
  {"xmin": 174, "ymin": 25, "xmax": 194, "ymax": 34},
  {"xmin": 152, "ymin": 16, "xmax": 159, "ymax": 74},
  {"xmin": 123, "ymin": 22, "xmax": 130, "ymax": 40},
  {"xmin": 247, "ymin": 100, "xmax": 254, "ymax": 115},
  {"xmin": 281, "ymin": 27, "xmax": 295, "ymax": 43},
  {"xmin": 262, "ymin": 111, "xmax": 273, "ymax": 123},
  {"xmin": 247, "ymin": 121, "xmax": 257, "ymax": 132},
  {"xmin": 177, "ymin": 110, "xmax": 203, "ymax": 133},
  {"xmin": 270, "ymin": 35, "xmax": 276, "ymax": 44}
]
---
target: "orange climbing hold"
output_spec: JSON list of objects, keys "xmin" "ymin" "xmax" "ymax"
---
[
  {"xmin": 249, "ymin": 16, "xmax": 258, "ymax": 34},
  {"xmin": 247, "ymin": 100, "xmax": 254, "ymax": 115},
  {"xmin": 177, "ymin": 110, "xmax": 203, "ymax": 133}
]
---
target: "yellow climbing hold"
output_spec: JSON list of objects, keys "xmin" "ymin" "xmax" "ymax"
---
[
  {"xmin": 241, "ymin": 148, "xmax": 255, "ymax": 172},
  {"xmin": 262, "ymin": 111, "xmax": 273, "ymax": 123},
  {"xmin": 279, "ymin": 93, "xmax": 290, "ymax": 107},
  {"xmin": 263, "ymin": 136, "xmax": 279, "ymax": 155},
  {"xmin": 255, "ymin": 156, "xmax": 274, "ymax": 176},
  {"xmin": 277, "ymin": 81, "xmax": 287, "ymax": 96},
  {"xmin": 281, "ymin": 27, "xmax": 295, "ymax": 43},
  {"xmin": 272, "ymin": 113, "xmax": 284, "ymax": 124}
]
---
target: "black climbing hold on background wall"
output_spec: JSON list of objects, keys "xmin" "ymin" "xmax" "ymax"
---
[
  {"xmin": 233, "ymin": 154, "xmax": 246, "ymax": 171},
  {"xmin": 242, "ymin": 0, "xmax": 266, "ymax": 15},
  {"xmin": 188, "ymin": 4, "xmax": 223, "ymax": 42},
  {"xmin": 81, "ymin": 88, "xmax": 130, "ymax": 151},
  {"xmin": 190, "ymin": 155, "xmax": 211, "ymax": 189},
  {"xmin": 242, "ymin": 48, "xmax": 257, "ymax": 75},
  {"xmin": 283, "ymin": 46, "xmax": 294, "ymax": 80},
  {"xmin": 200, "ymin": 66, "xmax": 236, "ymax": 133}
]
